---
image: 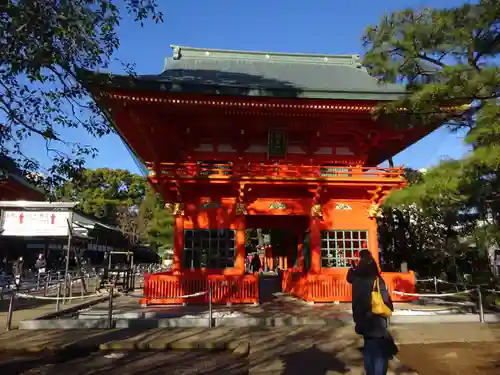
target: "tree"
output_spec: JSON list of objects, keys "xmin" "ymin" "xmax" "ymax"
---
[
  {"xmin": 377, "ymin": 169, "xmax": 482, "ymax": 281},
  {"xmin": 137, "ymin": 187, "xmax": 174, "ymax": 256},
  {"xmin": 55, "ymin": 168, "xmax": 146, "ymax": 224},
  {"xmin": 363, "ymin": 1, "xmax": 500, "ymax": 277},
  {"xmin": 0, "ymin": 1, "xmax": 163, "ymax": 188},
  {"xmin": 55, "ymin": 167, "xmax": 173, "ymax": 251}
]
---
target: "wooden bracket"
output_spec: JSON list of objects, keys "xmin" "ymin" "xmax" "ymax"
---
[
  {"xmin": 368, "ymin": 186, "xmax": 383, "ymax": 203},
  {"xmin": 173, "ymin": 179, "xmax": 182, "ymax": 203},
  {"xmin": 165, "ymin": 202, "xmax": 185, "ymax": 216},
  {"xmin": 367, "ymin": 185, "xmax": 388, "ymax": 219},
  {"xmin": 310, "ymin": 185, "xmax": 324, "ymax": 219},
  {"xmin": 236, "ymin": 182, "xmax": 248, "ymax": 215}
]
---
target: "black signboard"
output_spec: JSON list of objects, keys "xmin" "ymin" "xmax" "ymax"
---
[{"xmin": 268, "ymin": 128, "xmax": 287, "ymax": 158}]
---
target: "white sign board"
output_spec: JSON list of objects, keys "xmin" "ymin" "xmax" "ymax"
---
[{"xmin": 1, "ymin": 210, "xmax": 71, "ymax": 237}]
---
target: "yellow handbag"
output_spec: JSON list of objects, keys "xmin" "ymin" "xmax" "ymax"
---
[{"xmin": 372, "ymin": 278, "xmax": 392, "ymax": 317}]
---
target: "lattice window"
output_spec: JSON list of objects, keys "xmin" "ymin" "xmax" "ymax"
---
[
  {"xmin": 319, "ymin": 166, "xmax": 351, "ymax": 177},
  {"xmin": 183, "ymin": 229, "xmax": 236, "ymax": 269},
  {"xmin": 197, "ymin": 161, "xmax": 233, "ymax": 177},
  {"xmin": 320, "ymin": 230, "xmax": 368, "ymax": 268}
]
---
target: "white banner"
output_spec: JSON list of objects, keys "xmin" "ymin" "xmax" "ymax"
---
[{"xmin": 1, "ymin": 210, "xmax": 70, "ymax": 237}]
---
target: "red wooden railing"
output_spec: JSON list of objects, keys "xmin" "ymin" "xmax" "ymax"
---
[
  {"xmin": 146, "ymin": 162, "xmax": 404, "ymax": 181},
  {"xmin": 140, "ymin": 271, "xmax": 259, "ymax": 306},
  {"xmin": 281, "ymin": 270, "xmax": 417, "ymax": 303},
  {"xmin": 140, "ymin": 269, "xmax": 415, "ymax": 306}
]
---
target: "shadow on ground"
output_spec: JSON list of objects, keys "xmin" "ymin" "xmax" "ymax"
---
[
  {"xmin": 280, "ymin": 344, "xmax": 350, "ymax": 374},
  {"xmin": 0, "ymin": 296, "xmax": 54, "ymax": 313},
  {"xmin": 0, "ymin": 323, "xmax": 362, "ymax": 374},
  {"xmin": 0, "ymin": 352, "xmax": 248, "ymax": 375}
]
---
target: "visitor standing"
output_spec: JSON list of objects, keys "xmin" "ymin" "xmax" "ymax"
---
[
  {"xmin": 250, "ymin": 254, "xmax": 261, "ymax": 273},
  {"xmin": 1, "ymin": 257, "xmax": 8, "ymax": 274},
  {"xmin": 35, "ymin": 254, "xmax": 46, "ymax": 274},
  {"xmin": 13, "ymin": 256, "xmax": 24, "ymax": 287},
  {"xmin": 346, "ymin": 250, "xmax": 397, "ymax": 375}
]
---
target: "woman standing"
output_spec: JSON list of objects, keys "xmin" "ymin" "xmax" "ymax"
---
[
  {"xmin": 347, "ymin": 250, "xmax": 396, "ymax": 375},
  {"xmin": 13, "ymin": 256, "xmax": 24, "ymax": 288},
  {"xmin": 250, "ymin": 253, "xmax": 261, "ymax": 274}
]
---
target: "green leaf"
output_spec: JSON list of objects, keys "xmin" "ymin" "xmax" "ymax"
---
[{"xmin": 1, "ymin": 0, "xmax": 163, "ymax": 189}]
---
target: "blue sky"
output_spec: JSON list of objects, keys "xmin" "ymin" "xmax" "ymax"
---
[{"xmin": 26, "ymin": 0, "xmax": 471, "ymax": 176}]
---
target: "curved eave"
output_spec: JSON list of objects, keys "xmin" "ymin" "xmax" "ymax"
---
[
  {"xmin": 81, "ymin": 70, "xmax": 406, "ymax": 102},
  {"xmin": 0, "ymin": 174, "xmax": 46, "ymax": 201},
  {"xmin": 84, "ymin": 83, "xmax": 148, "ymax": 176}
]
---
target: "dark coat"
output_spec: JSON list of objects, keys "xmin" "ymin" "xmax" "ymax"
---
[
  {"xmin": 347, "ymin": 266, "xmax": 394, "ymax": 338},
  {"xmin": 12, "ymin": 260, "xmax": 24, "ymax": 276},
  {"xmin": 35, "ymin": 258, "xmax": 46, "ymax": 270},
  {"xmin": 250, "ymin": 255, "xmax": 261, "ymax": 273}
]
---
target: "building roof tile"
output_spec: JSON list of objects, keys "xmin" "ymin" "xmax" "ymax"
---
[
  {"xmin": 150, "ymin": 45, "xmax": 406, "ymax": 100},
  {"xmin": 90, "ymin": 45, "xmax": 407, "ymax": 101}
]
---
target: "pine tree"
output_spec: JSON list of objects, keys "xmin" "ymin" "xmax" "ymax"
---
[{"xmin": 364, "ymin": 1, "xmax": 500, "ymax": 256}]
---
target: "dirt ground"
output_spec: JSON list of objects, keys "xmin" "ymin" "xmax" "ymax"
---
[{"xmin": 397, "ymin": 341, "xmax": 500, "ymax": 375}]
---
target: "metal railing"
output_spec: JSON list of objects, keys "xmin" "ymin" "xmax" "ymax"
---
[
  {"xmin": 104, "ymin": 285, "xmax": 213, "ymax": 329},
  {"xmin": 393, "ymin": 277, "xmax": 500, "ymax": 324},
  {"xmin": 0, "ymin": 270, "xmax": 82, "ymax": 298},
  {"xmin": 2, "ymin": 263, "xmax": 161, "ymax": 331}
]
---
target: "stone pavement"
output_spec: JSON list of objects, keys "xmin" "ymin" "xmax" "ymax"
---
[
  {"xmin": 0, "ymin": 326, "xmax": 412, "ymax": 374},
  {"xmin": 0, "ymin": 286, "xmax": 106, "ymax": 329},
  {"xmin": 1, "ymin": 323, "xmax": 499, "ymax": 373},
  {"xmin": 80, "ymin": 292, "xmax": 461, "ymax": 320},
  {"xmin": 0, "ymin": 351, "xmax": 249, "ymax": 375}
]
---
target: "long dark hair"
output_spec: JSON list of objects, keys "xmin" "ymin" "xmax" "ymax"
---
[{"xmin": 355, "ymin": 250, "xmax": 380, "ymax": 278}]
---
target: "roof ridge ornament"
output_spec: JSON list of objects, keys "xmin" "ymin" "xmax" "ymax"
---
[
  {"xmin": 172, "ymin": 46, "xmax": 181, "ymax": 60},
  {"xmin": 169, "ymin": 44, "xmax": 363, "ymax": 66}
]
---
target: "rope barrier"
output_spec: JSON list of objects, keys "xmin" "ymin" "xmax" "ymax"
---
[
  {"xmin": 435, "ymin": 279, "xmax": 456, "ymax": 285},
  {"xmin": 393, "ymin": 283, "xmax": 499, "ymax": 324},
  {"xmin": 136, "ymin": 291, "xmax": 208, "ymax": 299},
  {"xmin": 486, "ymin": 289, "xmax": 500, "ymax": 294},
  {"xmin": 417, "ymin": 277, "xmax": 499, "ymax": 291},
  {"xmin": 392, "ymin": 289, "xmax": 475, "ymax": 298},
  {"xmin": 13, "ymin": 291, "xmax": 105, "ymax": 301},
  {"xmin": 417, "ymin": 277, "xmax": 465, "ymax": 285}
]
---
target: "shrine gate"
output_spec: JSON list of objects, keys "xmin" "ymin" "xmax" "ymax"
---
[{"xmin": 85, "ymin": 45, "xmax": 429, "ymax": 305}]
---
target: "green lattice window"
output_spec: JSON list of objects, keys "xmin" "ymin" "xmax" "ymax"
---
[
  {"xmin": 319, "ymin": 166, "xmax": 351, "ymax": 177},
  {"xmin": 320, "ymin": 230, "xmax": 368, "ymax": 268},
  {"xmin": 183, "ymin": 229, "xmax": 235, "ymax": 269},
  {"xmin": 197, "ymin": 161, "xmax": 233, "ymax": 177}
]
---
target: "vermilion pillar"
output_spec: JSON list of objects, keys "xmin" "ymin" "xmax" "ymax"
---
[
  {"xmin": 368, "ymin": 219, "xmax": 380, "ymax": 265},
  {"xmin": 285, "ymin": 235, "xmax": 291, "ymax": 270},
  {"xmin": 310, "ymin": 218, "xmax": 321, "ymax": 273},
  {"xmin": 173, "ymin": 215, "xmax": 184, "ymax": 271},
  {"xmin": 297, "ymin": 232, "xmax": 304, "ymax": 271},
  {"xmin": 235, "ymin": 216, "xmax": 246, "ymax": 274}
]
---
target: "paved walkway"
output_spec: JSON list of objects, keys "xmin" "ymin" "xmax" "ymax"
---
[
  {"xmin": 0, "ymin": 285, "xmax": 103, "ymax": 329},
  {"xmin": 1, "ymin": 324, "xmax": 499, "ymax": 374},
  {"xmin": 79, "ymin": 292, "xmax": 464, "ymax": 320},
  {"xmin": 0, "ymin": 351, "xmax": 248, "ymax": 375},
  {"xmin": 0, "ymin": 326, "xmax": 415, "ymax": 374}
]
